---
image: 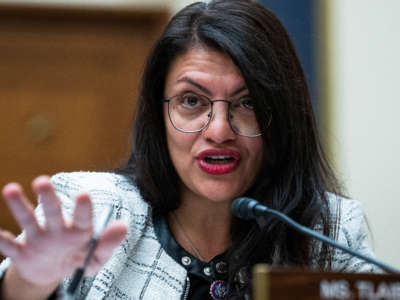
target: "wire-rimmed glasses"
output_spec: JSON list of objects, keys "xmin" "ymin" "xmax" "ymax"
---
[{"xmin": 163, "ymin": 92, "xmax": 269, "ymax": 138}]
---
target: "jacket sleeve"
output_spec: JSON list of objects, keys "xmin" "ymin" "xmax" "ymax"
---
[{"xmin": 331, "ymin": 197, "xmax": 381, "ymax": 273}]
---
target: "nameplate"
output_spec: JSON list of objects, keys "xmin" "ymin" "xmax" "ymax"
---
[{"xmin": 253, "ymin": 265, "xmax": 400, "ymax": 300}]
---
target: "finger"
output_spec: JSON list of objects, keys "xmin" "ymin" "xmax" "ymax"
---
[
  {"xmin": 0, "ymin": 230, "xmax": 20, "ymax": 258},
  {"xmin": 92, "ymin": 221, "xmax": 127, "ymax": 265},
  {"xmin": 2, "ymin": 183, "xmax": 40, "ymax": 238},
  {"xmin": 72, "ymin": 193, "xmax": 93, "ymax": 231},
  {"xmin": 32, "ymin": 176, "xmax": 64, "ymax": 232}
]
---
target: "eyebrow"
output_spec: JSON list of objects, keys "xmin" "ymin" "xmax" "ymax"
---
[{"xmin": 176, "ymin": 76, "xmax": 248, "ymax": 98}]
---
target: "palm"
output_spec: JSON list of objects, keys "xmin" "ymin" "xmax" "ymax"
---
[{"xmin": 0, "ymin": 176, "xmax": 127, "ymax": 287}]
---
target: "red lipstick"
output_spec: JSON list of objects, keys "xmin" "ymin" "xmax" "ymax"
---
[{"xmin": 197, "ymin": 149, "xmax": 240, "ymax": 175}]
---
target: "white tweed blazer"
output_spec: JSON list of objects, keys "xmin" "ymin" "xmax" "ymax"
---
[{"xmin": 0, "ymin": 172, "xmax": 378, "ymax": 299}]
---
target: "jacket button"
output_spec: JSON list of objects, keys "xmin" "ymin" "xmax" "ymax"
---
[
  {"xmin": 181, "ymin": 256, "xmax": 191, "ymax": 266},
  {"xmin": 203, "ymin": 266, "xmax": 212, "ymax": 276},
  {"xmin": 216, "ymin": 261, "xmax": 227, "ymax": 274}
]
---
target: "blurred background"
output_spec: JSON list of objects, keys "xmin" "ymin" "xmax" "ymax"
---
[{"xmin": 0, "ymin": 0, "xmax": 399, "ymax": 269}]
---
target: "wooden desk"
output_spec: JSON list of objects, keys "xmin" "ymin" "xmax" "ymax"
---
[{"xmin": 253, "ymin": 264, "xmax": 400, "ymax": 300}]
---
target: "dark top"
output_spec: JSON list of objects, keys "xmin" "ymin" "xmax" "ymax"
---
[{"xmin": 153, "ymin": 216, "xmax": 228, "ymax": 300}]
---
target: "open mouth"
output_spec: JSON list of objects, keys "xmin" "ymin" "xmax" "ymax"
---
[
  {"xmin": 197, "ymin": 149, "xmax": 240, "ymax": 174},
  {"xmin": 204, "ymin": 155, "xmax": 236, "ymax": 165}
]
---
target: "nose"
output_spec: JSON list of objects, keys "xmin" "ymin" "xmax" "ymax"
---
[{"xmin": 202, "ymin": 101, "xmax": 236, "ymax": 143}]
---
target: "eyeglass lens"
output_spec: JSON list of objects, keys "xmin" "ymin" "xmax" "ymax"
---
[{"xmin": 168, "ymin": 93, "xmax": 261, "ymax": 136}]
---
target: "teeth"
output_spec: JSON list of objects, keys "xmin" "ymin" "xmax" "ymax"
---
[
  {"xmin": 204, "ymin": 156, "xmax": 235, "ymax": 165},
  {"xmin": 208, "ymin": 155, "xmax": 232, "ymax": 160}
]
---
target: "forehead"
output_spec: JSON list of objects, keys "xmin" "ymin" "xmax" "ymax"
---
[{"xmin": 164, "ymin": 47, "xmax": 245, "ymax": 95}]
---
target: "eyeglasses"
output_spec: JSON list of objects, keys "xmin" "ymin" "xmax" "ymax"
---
[{"xmin": 163, "ymin": 92, "xmax": 270, "ymax": 138}]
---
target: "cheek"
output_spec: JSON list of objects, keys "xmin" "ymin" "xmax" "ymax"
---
[
  {"xmin": 164, "ymin": 108, "xmax": 178, "ymax": 154},
  {"xmin": 255, "ymin": 139, "xmax": 264, "ymax": 161},
  {"xmin": 246, "ymin": 138, "xmax": 264, "ymax": 172},
  {"xmin": 165, "ymin": 119, "xmax": 196, "ymax": 165}
]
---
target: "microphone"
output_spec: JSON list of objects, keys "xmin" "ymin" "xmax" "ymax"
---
[{"xmin": 232, "ymin": 197, "xmax": 400, "ymax": 274}]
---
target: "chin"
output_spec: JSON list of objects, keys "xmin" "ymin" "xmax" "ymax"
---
[
  {"xmin": 204, "ymin": 194, "xmax": 235, "ymax": 203},
  {"xmin": 197, "ymin": 183, "xmax": 244, "ymax": 204},
  {"xmin": 179, "ymin": 173, "xmax": 252, "ymax": 205}
]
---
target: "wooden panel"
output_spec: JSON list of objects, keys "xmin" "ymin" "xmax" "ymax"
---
[
  {"xmin": 253, "ymin": 265, "xmax": 400, "ymax": 300},
  {"xmin": 0, "ymin": 4, "xmax": 168, "ymax": 234}
]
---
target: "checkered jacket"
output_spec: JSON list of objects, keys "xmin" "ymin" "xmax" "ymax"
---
[{"xmin": 0, "ymin": 172, "xmax": 378, "ymax": 299}]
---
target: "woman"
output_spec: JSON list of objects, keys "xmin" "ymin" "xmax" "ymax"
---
[{"xmin": 0, "ymin": 0, "xmax": 377, "ymax": 299}]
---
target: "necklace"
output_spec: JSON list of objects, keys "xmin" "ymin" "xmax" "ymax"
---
[
  {"xmin": 171, "ymin": 212, "xmax": 228, "ymax": 300},
  {"xmin": 171, "ymin": 211, "xmax": 205, "ymax": 261}
]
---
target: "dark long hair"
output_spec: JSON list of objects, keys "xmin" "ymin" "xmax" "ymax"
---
[{"xmin": 121, "ymin": 0, "xmax": 343, "ymax": 297}]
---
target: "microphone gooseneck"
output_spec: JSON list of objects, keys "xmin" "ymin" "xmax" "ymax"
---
[{"xmin": 232, "ymin": 197, "xmax": 400, "ymax": 274}]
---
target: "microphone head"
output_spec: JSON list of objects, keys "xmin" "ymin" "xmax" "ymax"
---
[{"xmin": 232, "ymin": 197, "xmax": 259, "ymax": 220}]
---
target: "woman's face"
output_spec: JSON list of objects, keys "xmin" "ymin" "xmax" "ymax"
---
[{"xmin": 164, "ymin": 47, "xmax": 264, "ymax": 205}]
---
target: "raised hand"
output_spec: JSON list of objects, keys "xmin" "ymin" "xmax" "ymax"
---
[{"xmin": 0, "ymin": 176, "xmax": 127, "ymax": 298}]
